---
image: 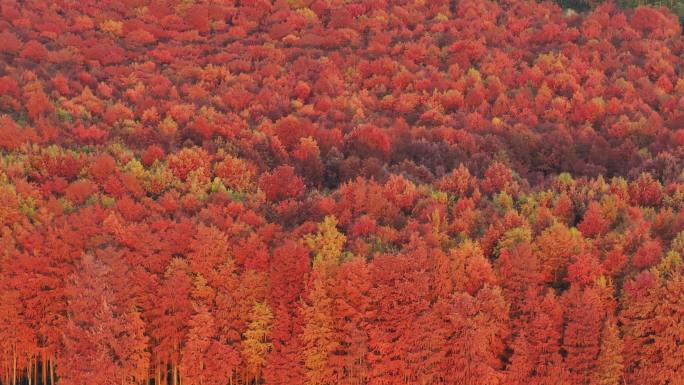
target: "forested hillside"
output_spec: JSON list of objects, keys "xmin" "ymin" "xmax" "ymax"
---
[{"xmin": 0, "ymin": 1, "xmax": 683, "ymax": 385}]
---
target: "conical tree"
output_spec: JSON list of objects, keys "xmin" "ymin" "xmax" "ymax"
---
[
  {"xmin": 591, "ymin": 318, "xmax": 624, "ymax": 385},
  {"xmin": 242, "ymin": 302, "xmax": 273, "ymax": 384}
]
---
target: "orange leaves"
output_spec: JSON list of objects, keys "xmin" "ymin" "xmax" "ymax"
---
[
  {"xmin": 2, "ymin": 1, "xmax": 684, "ymax": 384},
  {"xmin": 167, "ymin": 148, "xmax": 210, "ymax": 182},
  {"xmin": 65, "ymin": 179, "xmax": 97, "ymax": 204},
  {"xmin": 437, "ymin": 164, "xmax": 475, "ymax": 197},
  {"xmin": 99, "ymin": 19, "xmax": 123, "ymax": 36},
  {"xmin": 0, "ymin": 115, "xmax": 32, "ymax": 150},
  {"xmin": 0, "ymin": 185, "xmax": 21, "ymax": 228},
  {"xmin": 215, "ymin": 155, "xmax": 255, "ymax": 191},
  {"xmin": 578, "ymin": 202, "xmax": 609, "ymax": 238},
  {"xmin": 450, "ymin": 240, "xmax": 497, "ymax": 296},
  {"xmin": 25, "ymin": 90, "xmax": 53, "ymax": 121},
  {"xmin": 629, "ymin": 173, "xmax": 663, "ymax": 207},
  {"xmin": 482, "ymin": 161, "xmax": 514, "ymax": 194},
  {"xmin": 125, "ymin": 29, "xmax": 157, "ymax": 46},
  {"xmin": 383, "ymin": 175, "xmax": 417, "ymax": 210},
  {"xmin": 241, "ymin": 302, "xmax": 273, "ymax": 382},
  {"xmin": 89, "ymin": 154, "xmax": 116, "ymax": 182},
  {"xmin": 566, "ymin": 253, "xmax": 604, "ymax": 287},
  {"xmin": 274, "ymin": 116, "xmax": 315, "ymax": 150}
]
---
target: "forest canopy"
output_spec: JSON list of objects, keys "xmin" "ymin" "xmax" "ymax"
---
[{"xmin": 0, "ymin": 0, "xmax": 684, "ymax": 385}]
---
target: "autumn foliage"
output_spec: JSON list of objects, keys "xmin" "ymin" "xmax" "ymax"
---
[{"xmin": 0, "ymin": 0, "xmax": 683, "ymax": 385}]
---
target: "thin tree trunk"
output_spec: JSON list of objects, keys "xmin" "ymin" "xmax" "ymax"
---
[
  {"xmin": 155, "ymin": 360, "xmax": 160, "ymax": 385},
  {"xmin": 12, "ymin": 345, "xmax": 16, "ymax": 385},
  {"xmin": 171, "ymin": 358, "xmax": 178, "ymax": 385},
  {"xmin": 49, "ymin": 359, "xmax": 54, "ymax": 385},
  {"xmin": 41, "ymin": 351, "xmax": 46, "ymax": 385}
]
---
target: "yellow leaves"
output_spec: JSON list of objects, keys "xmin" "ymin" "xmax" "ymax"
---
[
  {"xmin": 242, "ymin": 302, "xmax": 273, "ymax": 380},
  {"xmin": 0, "ymin": 184, "xmax": 21, "ymax": 228},
  {"xmin": 536, "ymin": 223, "xmax": 584, "ymax": 282},
  {"xmin": 657, "ymin": 251, "xmax": 683, "ymax": 281},
  {"xmin": 435, "ymin": 13, "xmax": 449, "ymax": 22},
  {"xmin": 493, "ymin": 191, "xmax": 514, "ymax": 212},
  {"xmin": 124, "ymin": 159, "xmax": 145, "ymax": 179},
  {"xmin": 467, "ymin": 67, "xmax": 482, "ymax": 83},
  {"xmin": 302, "ymin": 276, "xmax": 336, "ymax": 385},
  {"xmin": 215, "ymin": 155, "xmax": 254, "ymax": 191},
  {"xmin": 291, "ymin": 99, "xmax": 304, "ymax": 110},
  {"xmin": 99, "ymin": 19, "xmax": 123, "ymax": 36},
  {"xmin": 158, "ymin": 115, "xmax": 178, "ymax": 138},
  {"xmin": 450, "ymin": 239, "xmax": 497, "ymax": 295},
  {"xmin": 306, "ymin": 216, "xmax": 347, "ymax": 267},
  {"xmin": 296, "ymin": 8, "xmax": 319, "ymax": 22},
  {"xmin": 497, "ymin": 226, "xmax": 532, "ymax": 255},
  {"xmin": 286, "ymin": 0, "xmax": 306, "ymax": 9},
  {"xmin": 174, "ymin": 0, "xmax": 195, "ymax": 13},
  {"xmin": 555, "ymin": 172, "xmax": 575, "ymax": 189}
]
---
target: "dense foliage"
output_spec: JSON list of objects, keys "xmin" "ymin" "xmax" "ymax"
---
[
  {"xmin": 558, "ymin": 0, "xmax": 684, "ymax": 22},
  {"xmin": 0, "ymin": 0, "xmax": 683, "ymax": 385}
]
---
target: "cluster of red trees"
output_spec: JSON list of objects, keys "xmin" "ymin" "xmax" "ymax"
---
[{"xmin": 1, "ymin": 0, "xmax": 684, "ymax": 384}]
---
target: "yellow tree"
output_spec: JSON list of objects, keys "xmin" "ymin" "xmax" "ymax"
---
[
  {"xmin": 591, "ymin": 318, "xmax": 624, "ymax": 385},
  {"xmin": 305, "ymin": 215, "xmax": 346, "ymax": 268},
  {"xmin": 242, "ymin": 302, "xmax": 273, "ymax": 384},
  {"xmin": 302, "ymin": 215, "xmax": 345, "ymax": 384},
  {"xmin": 301, "ymin": 273, "xmax": 337, "ymax": 385}
]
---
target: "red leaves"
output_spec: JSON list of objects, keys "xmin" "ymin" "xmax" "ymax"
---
[
  {"xmin": 629, "ymin": 173, "xmax": 663, "ymax": 207},
  {"xmin": 345, "ymin": 124, "xmax": 391, "ymax": 160},
  {"xmin": 631, "ymin": 7, "xmax": 681, "ymax": 38},
  {"xmin": 259, "ymin": 165, "xmax": 305, "ymax": 201},
  {"xmin": 482, "ymin": 161, "xmax": 513, "ymax": 194},
  {"xmin": 632, "ymin": 239, "xmax": 663, "ymax": 270},
  {"xmin": 0, "ymin": 31, "xmax": 22, "ymax": 53},
  {"xmin": 74, "ymin": 124, "xmax": 108, "ymax": 144},
  {"xmin": 578, "ymin": 202, "xmax": 609, "ymax": 238},
  {"xmin": 383, "ymin": 175, "xmax": 417, "ymax": 210},
  {"xmin": 1, "ymin": 1, "xmax": 684, "ymax": 384},
  {"xmin": 65, "ymin": 179, "xmax": 97, "ymax": 204},
  {"xmin": 25, "ymin": 90, "xmax": 53, "ymax": 121},
  {"xmin": 141, "ymin": 145, "xmax": 165, "ymax": 167},
  {"xmin": 19, "ymin": 40, "xmax": 48, "ymax": 60},
  {"xmin": 125, "ymin": 29, "xmax": 157, "ymax": 46},
  {"xmin": 274, "ymin": 116, "xmax": 315, "ymax": 150}
]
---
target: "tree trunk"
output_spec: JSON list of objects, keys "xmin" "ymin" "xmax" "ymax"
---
[
  {"xmin": 155, "ymin": 360, "xmax": 160, "ymax": 385},
  {"xmin": 49, "ymin": 359, "xmax": 54, "ymax": 385},
  {"xmin": 41, "ymin": 351, "xmax": 46, "ymax": 385},
  {"xmin": 12, "ymin": 345, "xmax": 16, "ymax": 385},
  {"xmin": 171, "ymin": 358, "xmax": 178, "ymax": 385}
]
